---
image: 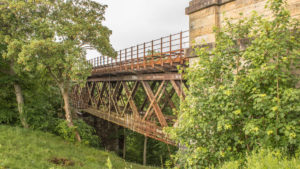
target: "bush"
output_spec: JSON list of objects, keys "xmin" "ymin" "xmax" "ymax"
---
[
  {"xmin": 220, "ymin": 149, "xmax": 300, "ymax": 169},
  {"xmin": 56, "ymin": 119, "xmax": 101, "ymax": 147},
  {"xmin": 170, "ymin": 0, "xmax": 300, "ymax": 168}
]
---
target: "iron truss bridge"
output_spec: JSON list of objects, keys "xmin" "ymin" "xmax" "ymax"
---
[{"xmin": 71, "ymin": 31, "xmax": 190, "ymax": 145}]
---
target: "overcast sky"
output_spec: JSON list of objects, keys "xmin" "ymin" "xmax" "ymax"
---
[{"xmin": 88, "ymin": 0, "xmax": 189, "ymax": 59}]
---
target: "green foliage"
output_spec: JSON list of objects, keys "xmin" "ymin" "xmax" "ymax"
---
[
  {"xmin": 56, "ymin": 120, "xmax": 78, "ymax": 142},
  {"xmin": 56, "ymin": 119, "xmax": 101, "ymax": 147},
  {"xmin": 0, "ymin": 0, "xmax": 116, "ymax": 131},
  {"xmin": 0, "ymin": 65, "xmax": 18, "ymax": 124},
  {"xmin": 170, "ymin": 0, "xmax": 300, "ymax": 168},
  {"xmin": 220, "ymin": 149, "xmax": 300, "ymax": 169},
  {"xmin": 16, "ymin": 0, "xmax": 116, "ymax": 88},
  {"xmin": 0, "ymin": 0, "xmax": 59, "ymax": 127},
  {"xmin": 124, "ymin": 130, "xmax": 177, "ymax": 167},
  {"xmin": 75, "ymin": 119, "xmax": 101, "ymax": 147},
  {"xmin": 106, "ymin": 157, "xmax": 113, "ymax": 169},
  {"xmin": 0, "ymin": 125, "xmax": 155, "ymax": 169}
]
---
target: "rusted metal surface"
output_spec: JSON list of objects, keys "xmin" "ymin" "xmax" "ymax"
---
[
  {"xmin": 71, "ymin": 74, "xmax": 186, "ymax": 145},
  {"xmin": 88, "ymin": 31, "xmax": 189, "ymax": 77},
  {"xmin": 71, "ymin": 31, "xmax": 190, "ymax": 145},
  {"xmin": 88, "ymin": 73, "xmax": 183, "ymax": 82}
]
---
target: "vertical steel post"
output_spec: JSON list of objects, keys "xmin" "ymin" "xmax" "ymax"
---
[
  {"xmin": 120, "ymin": 50, "xmax": 122, "ymax": 71},
  {"xmin": 151, "ymin": 40, "xmax": 154, "ymax": 68},
  {"xmin": 169, "ymin": 34, "xmax": 172, "ymax": 65},
  {"xmin": 143, "ymin": 43, "xmax": 146, "ymax": 68},
  {"xmin": 107, "ymin": 56, "xmax": 109, "ymax": 67},
  {"xmin": 100, "ymin": 56, "xmax": 102, "ymax": 66},
  {"xmin": 131, "ymin": 46, "xmax": 133, "ymax": 70},
  {"xmin": 137, "ymin": 45, "xmax": 139, "ymax": 69},
  {"xmin": 160, "ymin": 37, "xmax": 163, "ymax": 66},
  {"xmin": 110, "ymin": 57, "xmax": 112, "ymax": 68},
  {"xmin": 125, "ymin": 48, "xmax": 127, "ymax": 70},
  {"xmin": 180, "ymin": 31, "xmax": 183, "ymax": 57}
]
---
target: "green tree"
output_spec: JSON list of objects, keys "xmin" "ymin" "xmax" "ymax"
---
[
  {"xmin": 0, "ymin": 1, "xmax": 41, "ymax": 128},
  {"xmin": 170, "ymin": 0, "xmax": 300, "ymax": 168},
  {"xmin": 18, "ymin": 0, "xmax": 116, "ymax": 141}
]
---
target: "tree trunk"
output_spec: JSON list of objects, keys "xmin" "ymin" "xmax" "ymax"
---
[
  {"xmin": 60, "ymin": 84, "xmax": 81, "ymax": 142},
  {"xmin": 143, "ymin": 136, "xmax": 147, "ymax": 165},
  {"xmin": 10, "ymin": 62, "xmax": 28, "ymax": 128},
  {"xmin": 13, "ymin": 83, "xmax": 29, "ymax": 128}
]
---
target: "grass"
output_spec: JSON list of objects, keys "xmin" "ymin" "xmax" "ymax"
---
[{"xmin": 0, "ymin": 125, "xmax": 156, "ymax": 169}]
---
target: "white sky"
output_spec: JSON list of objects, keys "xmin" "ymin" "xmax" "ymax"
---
[{"xmin": 87, "ymin": 0, "xmax": 189, "ymax": 59}]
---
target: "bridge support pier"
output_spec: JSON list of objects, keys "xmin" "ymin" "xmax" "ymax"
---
[{"xmin": 81, "ymin": 113, "xmax": 121, "ymax": 152}]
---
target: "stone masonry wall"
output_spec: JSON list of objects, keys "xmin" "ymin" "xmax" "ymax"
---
[
  {"xmin": 186, "ymin": 0, "xmax": 300, "ymax": 45},
  {"xmin": 186, "ymin": 0, "xmax": 300, "ymax": 87}
]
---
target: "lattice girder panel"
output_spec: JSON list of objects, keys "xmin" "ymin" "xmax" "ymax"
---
[{"xmin": 70, "ymin": 73, "xmax": 186, "ymax": 145}]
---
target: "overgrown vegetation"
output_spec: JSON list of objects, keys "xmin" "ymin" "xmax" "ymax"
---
[
  {"xmin": 0, "ymin": 0, "xmax": 174, "ymax": 167},
  {"xmin": 0, "ymin": 125, "xmax": 155, "ymax": 169},
  {"xmin": 0, "ymin": 0, "xmax": 299, "ymax": 168},
  {"xmin": 0, "ymin": 0, "xmax": 116, "ymax": 141},
  {"xmin": 220, "ymin": 149, "xmax": 300, "ymax": 169},
  {"xmin": 169, "ymin": 0, "xmax": 300, "ymax": 168}
]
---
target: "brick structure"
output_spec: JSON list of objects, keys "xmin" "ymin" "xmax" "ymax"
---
[{"xmin": 186, "ymin": 0, "xmax": 300, "ymax": 45}]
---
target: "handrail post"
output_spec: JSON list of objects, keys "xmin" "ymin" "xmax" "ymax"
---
[
  {"xmin": 102, "ymin": 55, "xmax": 104, "ymax": 66},
  {"xmin": 143, "ymin": 43, "xmax": 146, "ymax": 68},
  {"xmin": 169, "ymin": 34, "xmax": 172, "ymax": 66},
  {"xmin": 137, "ymin": 45, "xmax": 139, "ymax": 69},
  {"xmin": 125, "ymin": 48, "xmax": 127, "ymax": 70},
  {"xmin": 110, "ymin": 57, "xmax": 112, "ymax": 69},
  {"xmin": 99, "ymin": 56, "xmax": 102, "ymax": 67},
  {"xmin": 151, "ymin": 40, "xmax": 154, "ymax": 68},
  {"xmin": 131, "ymin": 46, "xmax": 133, "ymax": 70},
  {"xmin": 180, "ymin": 31, "xmax": 183, "ymax": 64},
  {"xmin": 107, "ymin": 56, "xmax": 109, "ymax": 67},
  {"xmin": 119, "ymin": 50, "xmax": 122, "ymax": 71},
  {"xmin": 160, "ymin": 37, "xmax": 163, "ymax": 66}
]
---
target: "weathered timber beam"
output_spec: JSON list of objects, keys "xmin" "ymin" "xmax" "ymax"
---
[{"xmin": 88, "ymin": 73, "xmax": 182, "ymax": 82}]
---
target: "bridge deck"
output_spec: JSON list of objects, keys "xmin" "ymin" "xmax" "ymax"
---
[{"xmin": 82, "ymin": 108, "xmax": 175, "ymax": 145}]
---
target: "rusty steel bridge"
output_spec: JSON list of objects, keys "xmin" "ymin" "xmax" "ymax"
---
[{"xmin": 71, "ymin": 31, "xmax": 190, "ymax": 145}]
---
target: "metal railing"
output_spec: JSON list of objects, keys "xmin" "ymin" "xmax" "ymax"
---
[{"xmin": 88, "ymin": 31, "xmax": 189, "ymax": 69}]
